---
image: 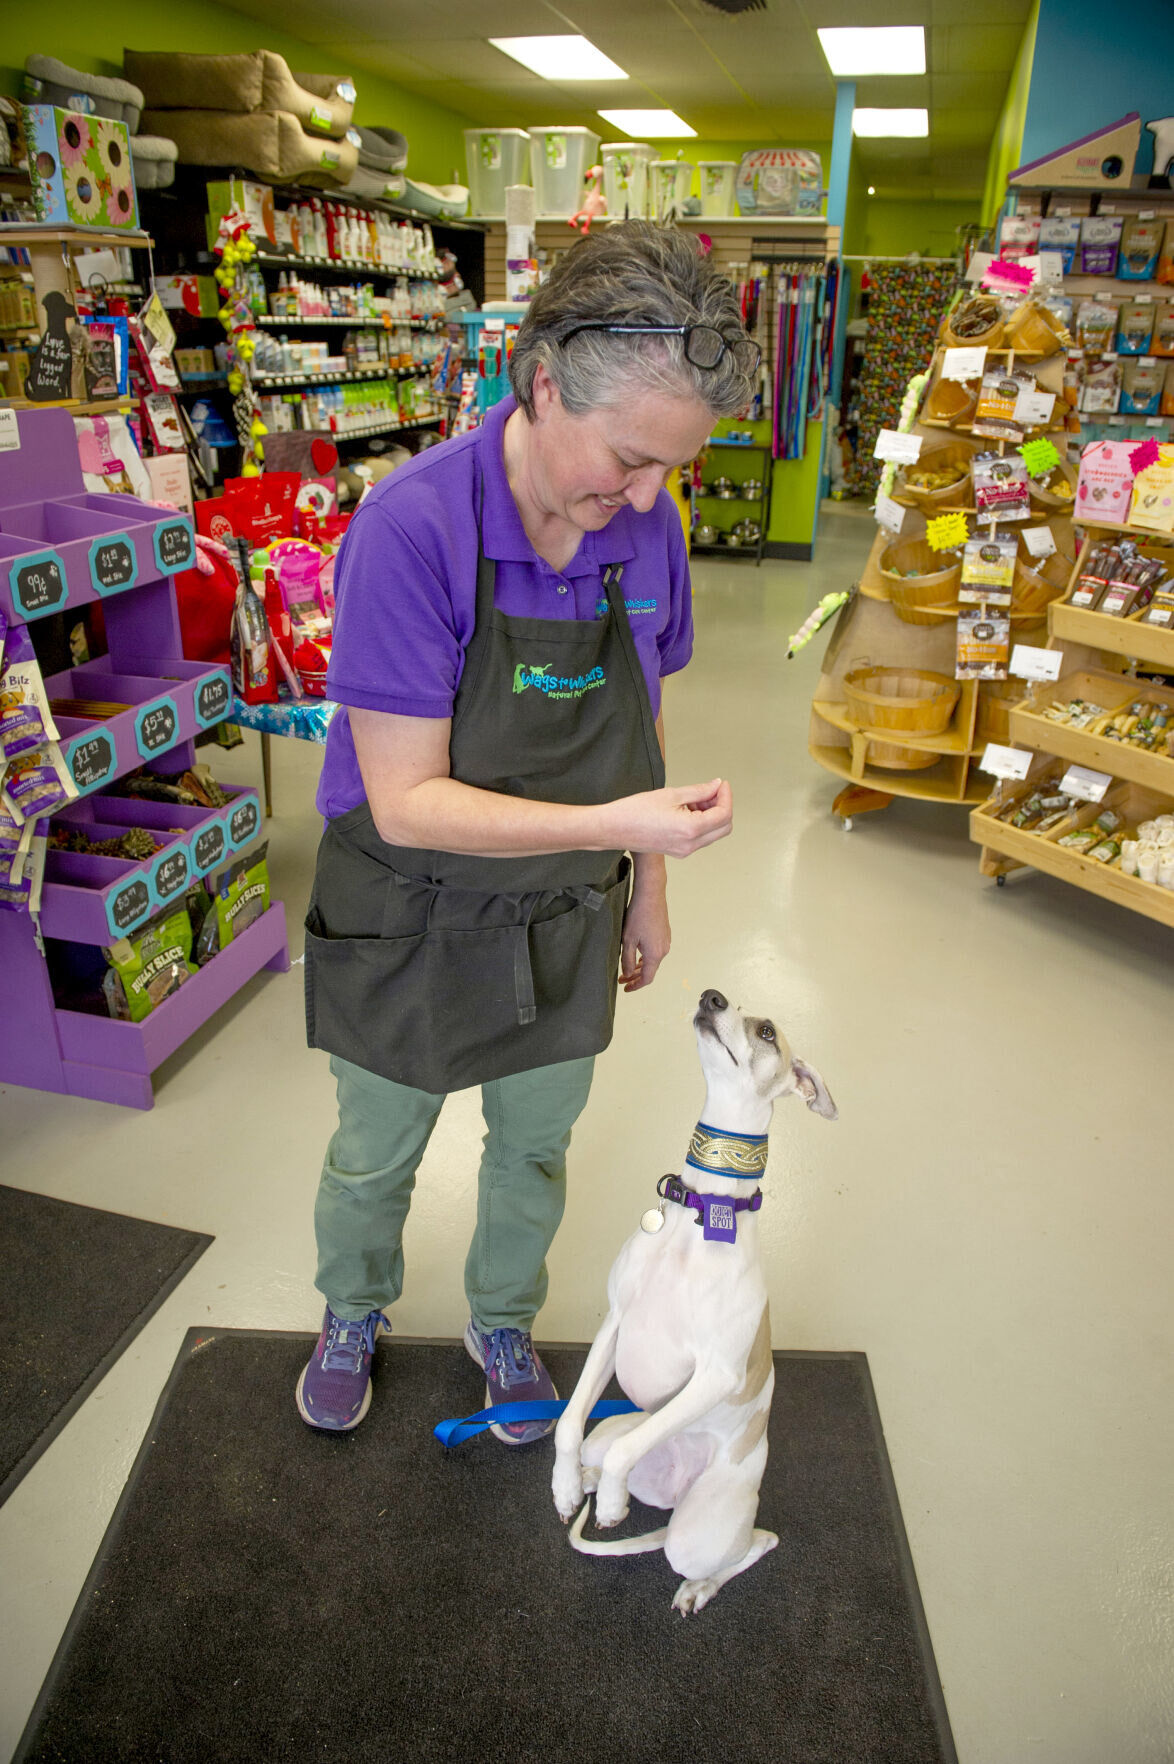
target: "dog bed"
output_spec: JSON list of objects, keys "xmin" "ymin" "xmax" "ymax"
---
[
  {"xmin": 338, "ymin": 164, "xmax": 406, "ymax": 202},
  {"xmin": 402, "ymin": 177, "xmax": 468, "ymax": 219},
  {"xmin": 139, "ymin": 108, "xmax": 358, "ymax": 186},
  {"xmin": 355, "ymin": 124, "xmax": 407, "ymax": 174},
  {"xmin": 129, "ymin": 134, "xmax": 178, "ymax": 190},
  {"xmin": 125, "ymin": 50, "xmax": 354, "ymax": 140},
  {"xmin": 24, "ymin": 55, "xmax": 143, "ymax": 132}
]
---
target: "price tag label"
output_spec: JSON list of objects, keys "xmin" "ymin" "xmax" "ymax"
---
[
  {"xmin": 1018, "ymin": 437, "xmax": 1061, "ymax": 479},
  {"xmin": 925, "ymin": 511, "xmax": 969, "ymax": 550},
  {"xmin": 980, "ymin": 743, "xmax": 1032, "ymax": 781},
  {"xmin": 10, "ymin": 548, "xmax": 67, "ymax": 618},
  {"xmin": 227, "ymin": 798, "xmax": 260, "ymax": 851},
  {"xmin": 0, "ymin": 408, "xmax": 20, "ymax": 453},
  {"xmin": 873, "ymin": 490, "xmax": 905, "ymax": 534},
  {"xmin": 965, "ymin": 252, "xmax": 994, "ymax": 284},
  {"xmin": 152, "ymin": 847, "xmax": 190, "ymax": 903},
  {"xmin": 88, "ymin": 535, "xmax": 138, "ymax": 597},
  {"xmin": 107, "ymin": 877, "xmax": 152, "ymax": 938},
  {"xmin": 1010, "ymin": 644, "xmax": 1063, "ymax": 681},
  {"xmin": 873, "ymin": 429, "xmax": 922, "ymax": 464},
  {"xmin": 1021, "ymin": 524, "xmax": 1057, "ymax": 558},
  {"xmin": 1038, "ymin": 250, "xmax": 1064, "ymax": 285},
  {"xmin": 135, "ymin": 697, "xmax": 179, "ymax": 759},
  {"xmin": 1059, "ymin": 764, "xmax": 1113, "ymax": 803},
  {"xmin": 195, "ymin": 671, "xmax": 232, "ymax": 728},
  {"xmin": 941, "ymin": 346, "xmax": 987, "ymax": 381},
  {"xmin": 152, "ymin": 519, "xmax": 194, "ymax": 575},
  {"xmin": 66, "ymin": 732, "xmax": 115, "ymax": 793},
  {"xmin": 1013, "ymin": 387, "xmax": 1056, "ymax": 428},
  {"xmin": 192, "ymin": 822, "xmax": 226, "ymax": 876}
]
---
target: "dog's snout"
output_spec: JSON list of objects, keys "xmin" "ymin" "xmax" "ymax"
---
[{"xmin": 699, "ymin": 990, "xmax": 728, "ymax": 1014}]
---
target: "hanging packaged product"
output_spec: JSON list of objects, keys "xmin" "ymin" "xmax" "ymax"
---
[
  {"xmin": 1075, "ymin": 298, "xmax": 1117, "ymax": 353},
  {"xmin": 0, "ymin": 616, "xmax": 59, "ymax": 764},
  {"xmin": 973, "ymin": 367, "xmax": 1033, "ymax": 441},
  {"xmin": 102, "ymin": 905, "xmax": 197, "ymax": 1022},
  {"xmin": 0, "ymin": 818, "xmax": 47, "ymax": 915},
  {"xmin": 1162, "ymin": 361, "xmax": 1174, "ymax": 418},
  {"xmin": 2, "ymin": 742, "xmax": 77, "ymax": 824},
  {"xmin": 1076, "ymin": 440, "xmax": 1137, "ymax": 521},
  {"xmin": 1157, "ymin": 221, "xmax": 1174, "ymax": 287},
  {"xmin": 973, "ymin": 452, "xmax": 1031, "ymax": 521},
  {"xmin": 997, "ymin": 214, "xmax": 1040, "ymax": 261},
  {"xmin": 1079, "ymin": 215, "xmax": 1124, "ymax": 276},
  {"xmin": 1118, "ymin": 216, "xmax": 1165, "ymax": 281},
  {"xmin": 1129, "ymin": 444, "xmax": 1174, "ymax": 533},
  {"xmin": 1037, "ymin": 215, "xmax": 1081, "ymax": 274},
  {"xmin": 1098, "ymin": 547, "xmax": 1165, "ymax": 616},
  {"xmin": 1116, "ymin": 301, "xmax": 1156, "ymax": 355},
  {"xmin": 960, "ymin": 533, "xmax": 1017, "ymax": 605},
  {"xmin": 196, "ymin": 842, "xmax": 270, "ymax": 964},
  {"xmin": 956, "ymin": 610, "xmax": 1010, "ymax": 679},
  {"xmin": 1120, "ymin": 359, "xmax": 1165, "ymax": 416},
  {"xmin": 1078, "ymin": 358, "xmax": 1122, "ymax": 414},
  {"xmin": 1140, "ymin": 577, "xmax": 1174, "ymax": 628},
  {"xmin": 1069, "ymin": 540, "xmax": 1117, "ymax": 609},
  {"xmin": 1153, "ymin": 302, "xmax": 1174, "ymax": 358},
  {"xmin": 230, "ymin": 543, "xmax": 278, "ymax": 705}
]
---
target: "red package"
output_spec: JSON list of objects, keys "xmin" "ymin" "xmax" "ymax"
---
[
  {"xmin": 174, "ymin": 551, "xmax": 238, "ymax": 664},
  {"xmin": 223, "ymin": 472, "xmax": 300, "ymax": 544}
]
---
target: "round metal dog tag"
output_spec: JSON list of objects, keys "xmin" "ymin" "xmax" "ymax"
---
[{"xmin": 640, "ymin": 1206, "xmax": 665, "ymax": 1234}]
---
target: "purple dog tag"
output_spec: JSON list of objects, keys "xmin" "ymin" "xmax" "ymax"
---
[{"xmin": 702, "ymin": 1197, "xmax": 738, "ymax": 1244}]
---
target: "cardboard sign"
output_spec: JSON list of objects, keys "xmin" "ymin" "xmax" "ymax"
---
[
  {"xmin": 0, "ymin": 409, "xmax": 20, "ymax": 453},
  {"xmin": 1059, "ymin": 764, "xmax": 1112, "ymax": 803},
  {"xmin": 942, "ymin": 346, "xmax": 987, "ymax": 382},
  {"xmin": 980, "ymin": 743, "xmax": 1032, "ymax": 780},
  {"xmin": 1018, "ymin": 438, "xmax": 1061, "ymax": 479},
  {"xmin": 926, "ymin": 512, "xmax": 969, "ymax": 551},
  {"xmin": 1021, "ymin": 524, "xmax": 1057, "ymax": 558},
  {"xmin": 1013, "ymin": 387, "xmax": 1056, "ymax": 428},
  {"xmin": 873, "ymin": 490, "xmax": 905, "ymax": 535},
  {"xmin": 1010, "ymin": 644, "xmax": 1063, "ymax": 681},
  {"xmin": 873, "ymin": 429, "xmax": 922, "ymax": 464}
]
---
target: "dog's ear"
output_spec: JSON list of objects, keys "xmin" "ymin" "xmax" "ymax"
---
[{"xmin": 791, "ymin": 1058, "xmax": 837, "ymax": 1120}]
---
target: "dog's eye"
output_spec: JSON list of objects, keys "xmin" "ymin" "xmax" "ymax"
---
[{"xmin": 759, "ymin": 1022, "xmax": 775, "ymax": 1042}]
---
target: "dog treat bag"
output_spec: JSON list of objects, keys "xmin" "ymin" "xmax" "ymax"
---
[
  {"xmin": 956, "ymin": 610, "xmax": 1010, "ymax": 680},
  {"xmin": 0, "ymin": 818, "xmax": 48, "ymax": 915},
  {"xmin": 1157, "ymin": 221, "xmax": 1174, "ymax": 287},
  {"xmin": 196, "ymin": 841, "xmax": 270, "ymax": 964},
  {"xmin": 1162, "ymin": 362, "xmax": 1174, "ymax": 419},
  {"xmin": 1129, "ymin": 445, "xmax": 1174, "ymax": 534},
  {"xmin": 102, "ymin": 906, "xmax": 197, "ymax": 1022},
  {"xmin": 960, "ymin": 534, "xmax": 1016, "ymax": 605},
  {"xmin": 1119, "ymin": 216, "xmax": 1165, "ymax": 281},
  {"xmin": 0, "ymin": 619, "xmax": 58, "ymax": 764},
  {"xmin": 973, "ymin": 453, "xmax": 1030, "ymax": 521},
  {"xmin": 1076, "ymin": 299, "xmax": 1117, "ymax": 353},
  {"xmin": 1038, "ymin": 215, "xmax": 1081, "ymax": 273},
  {"xmin": 973, "ymin": 368, "xmax": 1033, "ymax": 442},
  {"xmin": 1078, "ymin": 359, "xmax": 1122, "ymax": 415},
  {"xmin": 1080, "ymin": 215, "xmax": 1123, "ymax": 276},
  {"xmin": 2, "ymin": 741, "xmax": 76, "ymax": 824},
  {"xmin": 1153, "ymin": 302, "xmax": 1174, "ymax": 358},
  {"xmin": 1120, "ymin": 359, "xmax": 1164, "ymax": 416},
  {"xmin": 1116, "ymin": 300, "xmax": 1156, "ymax": 355}
]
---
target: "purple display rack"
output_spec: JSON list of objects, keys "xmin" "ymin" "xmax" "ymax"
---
[{"xmin": 0, "ymin": 408, "xmax": 290, "ymax": 1110}]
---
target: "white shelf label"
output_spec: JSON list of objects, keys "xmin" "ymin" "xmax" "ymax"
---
[
  {"xmin": 873, "ymin": 489, "xmax": 905, "ymax": 534},
  {"xmin": 965, "ymin": 251, "xmax": 994, "ymax": 284},
  {"xmin": 1021, "ymin": 524, "xmax": 1057, "ymax": 558},
  {"xmin": 942, "ymin": 345, "xmax": 987, "ymax": 381},
  {"xmin": 1013, "ymin": 387, "xmax": 1056, "ymax": 427},
  {"xmin": 0, "ymin": 408, "xmax": 19, "ymax": 453},
  {"xmin": 1038, "ymin": 250, "xmax": 1064, "ymax": 285},
  {"xmin": 980, "ymin": 743, "xmax": 1033, "ymax": 781},
  {"xmin": 1010, "ymin": 644, "xmax": 1063, "ymax": 681},
  {"xmin": 873, "ymin": 429, "xmax": 922, "ymax": 464},
  {"xmin": 1059, "ymin": 764, "xmax": 1113, "ymax": 803}
]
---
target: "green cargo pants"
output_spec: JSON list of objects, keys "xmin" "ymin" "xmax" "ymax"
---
[{"xmin": 314, "ymin": 1052, "xmax": 595, "ymax": 1331}]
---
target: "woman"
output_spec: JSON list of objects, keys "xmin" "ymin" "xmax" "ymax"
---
[{"xmin": 298, "ymin": 220, "xmax": 760, "ymax": 1440}]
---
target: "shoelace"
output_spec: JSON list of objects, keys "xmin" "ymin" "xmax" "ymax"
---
[
  {"xmin": 484, "ymin": 1328, "xmax": 538, "ymax": 1391},
  {"xmin": 321, "ymin": 1311, "xmax": 381, "ymax": 1374}
]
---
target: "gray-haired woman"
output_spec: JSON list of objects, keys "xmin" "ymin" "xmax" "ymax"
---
[{"xmin": 298, "ymin": 220, "xmax": 760, "ymax": 1441}]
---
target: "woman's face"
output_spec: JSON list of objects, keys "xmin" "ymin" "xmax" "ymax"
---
[{"xmin": 527, "ymin": 365, "xmax": 716, "ymax": 534}]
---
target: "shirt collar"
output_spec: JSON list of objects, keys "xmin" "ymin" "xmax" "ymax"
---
[{"xmin": 479, "ymin": 393, "xmax": 637, "ymax": 573}]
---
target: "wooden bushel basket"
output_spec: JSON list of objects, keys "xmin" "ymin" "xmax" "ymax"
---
[
  {"xmin": 844, "ymin": 665, "xmax": 961, "ymax": 769},
  {"xmin": 879, "ymin": 537, "xmax": 962, "ymax": 625}
]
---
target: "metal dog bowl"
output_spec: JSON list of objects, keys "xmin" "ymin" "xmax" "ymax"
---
[
  {"xmin": 693, "ymin": 523, "xmax": 719, "ymax": 546},
  {"xmin": 711, "ymin": 476, "xmax": 736, "ymax": 499},
  {"xmin": 741, "ymin": 478, "xmax": 764, "ymax": 501},
  {"xmin": 728, "ymin": 519, "xmax": 761, "ymax": 548}
]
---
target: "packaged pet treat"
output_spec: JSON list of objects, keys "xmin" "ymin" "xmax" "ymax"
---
[
  {"xmin": 1075, "ymin": 440, "xmax": 1138, "ymax": 521},
  {"xmin": 972, "ymin": 453, "xmax": 1030, "ymax": 521},
  {"xmin": 998, "ymin": 214, "xmax": 1040, "ymax": 260},
  {"xmin": 1129, "ymin": 444, "xmax": 1174, "ymax": 533},
  {"xmin": 102, "ymin": 905, "xmax": 196, "ymax": 1022},
  {"xmin": 956, "ymin": 610, "xmax": 1010, "ymax": 680},
  {"xmin": 1080, "ymin": 215, "xmax": 1123, "ymax": 276},
  {"xmin": 1069, "ymin": 541, "xmax": 1118, "ymax": 609},
  {"xmin": 1116, "ymin": 301, "xmax": 1155, "ymax": 355},
  {"xmin": 1078, "ymin": 358, "xmax": 1122, "ymax": 415},
  {"xmin": 1075, "ymin": 299, "xmax": 1117, "ymax": 354},
  {"xmin": 1038, "ymin": 215, "xmax": 1081, "ymax": 274},
  {"xmin": 1120, "ymin": 359, "xmax": 1164, "ymax": 416},
  {"xmin": 1, "ymin": 742, "xmax": 76, "ymax": 824},
  {"xmin": 1154, "ymin": 303, "xmax": 1174, "ymax": 358},
  {"xmin": 0, "ymin": 819, "xmax": 47, "ymax": 914},
  {"xmin": 1118, "ymin": 216, "xmax": 1165, "ymax": 281},
  {"xmin": 1162, "ymin": 361, "xmax": 1174, "ymax": 419},
  {"xmin": 0, "ymin": 800, "xmax": 24, "ymax": 883},
  {"xmin": 196, "ymin": 841, "xmax": 270, "ymax": 963},
  {"xmin": 0, "ymin": 619, "xmax": 58, "ymax": 763},
  {"xmin": 973, "ymin": 368, "xmax": 1032, "ymax": 442},
  {"xmin": 1157, "ymin": 221, "xmax": 1174, "ymax": 287},
  {"xmin": 960, "ymin": 534, "xmax": 1016, "ymax": 605}
]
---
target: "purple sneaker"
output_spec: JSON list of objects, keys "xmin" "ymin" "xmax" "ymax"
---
[
  {"xmin": 296, "ymin": 1306, "xmax": 389, "ymax": 1431},
  {"xmin": 463, "ymin": 1319, "xmax": 558, "ymax": 1446}
]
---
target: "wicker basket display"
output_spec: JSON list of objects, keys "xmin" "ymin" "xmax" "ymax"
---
[
  {"xmin": 893, "ymin": 437, "xmax": 979, "ymax": 513},
  {"xmin": 843, "ymin": 666, "xmax": 960, "ymax": 733},
  {"xmin": 923, "ymin": 376, "xmax": 979, "ymax": 427},
  {"xmin": 1012, "ymin": 543, "xmax": 1075, "ymax": 615},
  {"xmin": 975, "ymin": 677, "xmax": 1027, "ymax": 744},
  {"xmin": 1028, "ymin": 459, "xmax": 1078, "ymax": 512},
  {"xmin": 878, "ymin": 537, "xmax": 962, "ymax": 625},
  {"xmin": 1004, "ymin": 300, "xmax": 1066, "ymax": 358},
  {"xmin": 942, "ymin": 297, "xmax": 1005, "ymax": 351}
]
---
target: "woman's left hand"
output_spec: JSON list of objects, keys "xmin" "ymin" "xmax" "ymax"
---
[{"xmin": 620, "ymin": 868, "xmax": 671, "ymax": 991}]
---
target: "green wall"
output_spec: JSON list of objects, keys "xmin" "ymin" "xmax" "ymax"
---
[
  {"xmin": 0, "ymin": 0, "xmax": 477, "ymax": 185},
  {"xmin": 981, "ymin": 0, "xmax": 1039, "ymax": 226},
  {"xmin": 846, "ymin": 198, "xmax": 977, "ymax": 261}
]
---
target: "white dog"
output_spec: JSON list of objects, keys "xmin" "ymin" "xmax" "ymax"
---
[{"xmin": 552, "ymin": 989, "xmax": 836, "ymax": 1615}]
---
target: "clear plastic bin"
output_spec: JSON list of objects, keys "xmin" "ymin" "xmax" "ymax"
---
[
  {"xmin": 600, "ymin": 143, "xmax": 652, "ymax": 220},
  {"xmin": 651, "ymin": 160, "xmax": 694, "ymax": 220},
  {"xmin": 699, "ymin": 161, "xmax": 737, "ymax": 218},
  {"xmin": 529, "ymin": 126, "xmax": 601, "ymax": 217},
  {"xmin": 463, "ymin": 129, "xmax": 531, "ymax": 216}
]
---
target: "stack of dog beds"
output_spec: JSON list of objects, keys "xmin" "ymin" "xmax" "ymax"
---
[
  {"xmin": 339, "ymin": 125, "xmax": 407, "ymax": 202},
  {"xmin": 24, "ymin": 54, "xmax": 178, "ymax": 190},
  {"xmin": 125, "ymin": 49, "xmax": 359, "ymax": 187}
]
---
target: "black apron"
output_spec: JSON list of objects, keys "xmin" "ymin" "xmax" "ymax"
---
[{"xmin": 304, "ymin": 484, "xmax": 666, "ymax": 1092}]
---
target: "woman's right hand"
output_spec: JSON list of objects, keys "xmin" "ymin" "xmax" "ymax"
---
[{"xmin": 602, "ymin": 779, "xmax": 733, "ymax": 858}]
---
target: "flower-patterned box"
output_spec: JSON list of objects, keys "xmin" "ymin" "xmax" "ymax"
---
[{"xmin": 22, "ymin": 105, "xmax": 139, "ymax": 230}]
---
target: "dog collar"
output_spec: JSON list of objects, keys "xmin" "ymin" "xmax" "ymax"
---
[
  {"xmin": 685, "ymin": 1121, "xmax": 768, "ymax": 1180},
  {"xmin": 651, "ymin": 1174, "xmax": 763, "ymax": 1244}
]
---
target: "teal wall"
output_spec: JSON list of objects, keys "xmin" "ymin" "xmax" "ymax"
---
[{"xmin": 1021, "ymin": 0, "xmax": 1169, "ymax": 178}]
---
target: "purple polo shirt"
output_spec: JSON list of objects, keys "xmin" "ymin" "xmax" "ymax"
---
[{"xmin": 316, "ymin": 394, "xmax": 693, "ymax": 818}]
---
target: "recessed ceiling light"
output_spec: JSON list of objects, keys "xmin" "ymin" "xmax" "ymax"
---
[
  {"xmin": 818, "ymin": 27, "xmax": 925, "ymax": 77},
  {"xmin": 852, "ymin": 108, "xmax": 929, "ymax": 138},
  {"xmin": 868, "ymin": 185, "xmax": 876, "ymax": 195},
  {"xmin": 597, "ymin": 109, "xmax": 696, "ymax": 138},
  {"xmin": 490, "ymin": 36, "xmax": 628, "ymax": 81}
]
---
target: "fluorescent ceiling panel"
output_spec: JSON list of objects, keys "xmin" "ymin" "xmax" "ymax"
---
[
  {"xmin": 490, "ymin": 36, "xmax": 628, "ymax": 80},
  {"xmin": 852, "ymin": 108, "xmax": 929, "ymax": 137},
  {"xmin": 598, "ymin": 108, "xmax": 696, "ymax": 138},
  {"xmin": 818, "ymin": 26, "xmax": 925, "ymax": 76}
]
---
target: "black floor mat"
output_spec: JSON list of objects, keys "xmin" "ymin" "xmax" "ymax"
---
[
  {"xmin": 0, "ymin": 1185, "xmax": 212, "ymax": 1506},
  {"xmin": 17, "ymin": 1331, "xmax": 956, "ymax": 1764}
]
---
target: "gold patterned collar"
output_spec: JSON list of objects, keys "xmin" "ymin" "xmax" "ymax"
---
[{"xmin": 685, "ymin": 1121, "xmax": 768, "ymax": 1180}]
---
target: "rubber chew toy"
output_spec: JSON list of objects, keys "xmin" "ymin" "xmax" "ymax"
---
[{"xmin": 786, "ymin": 589, "xmax": 850, "ymax": 659}]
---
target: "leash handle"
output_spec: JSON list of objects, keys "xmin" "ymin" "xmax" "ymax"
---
[{"xmin": 434, "ymin": 1397, "xmax": 639, "ymax": 1449}]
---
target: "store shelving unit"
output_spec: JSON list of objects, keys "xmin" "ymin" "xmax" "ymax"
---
[
  {"xmin": 0, "ymin": 407, "xmax": 289, "ymax": 1109},
  {"xmin": 693, "ymin": 437, "xmax": 772, "ymax": 564}
]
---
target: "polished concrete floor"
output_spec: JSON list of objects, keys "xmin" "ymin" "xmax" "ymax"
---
[{"xmin": 3, "ymin": 504, "xmax": 1172, "ymax": 1763}]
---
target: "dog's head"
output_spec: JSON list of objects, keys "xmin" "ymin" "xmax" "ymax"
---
[{"xmin": 693, "ymin": 990, "xmax": 837, "ymax": 1122}]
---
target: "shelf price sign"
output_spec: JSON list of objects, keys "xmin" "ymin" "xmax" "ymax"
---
[
  {"xmin": 227, "ymin": 797, "xmax": 261, "ymax": 852},
  {"xmin": 66, "ymin": 731, "xmax": 115, "ymax": 794},
  {"xmin": 926, "ymin": 512, "xmax": 969, "ymax": 551},
  {"xmin": 10, "ymin": 548, "xmax": 68, "ymax": 619},
  {"xmin": 1010, "ymin": 644, "xmax": 1063, "ymax": 682},
  {"xmin": 135, "ymin": 697, "xmax": 179, "ymax": 760},
  {"xmin": 88, "ymin": 534, "xmax": 138, "ymax": 598},
  {"xmin": 106, "ymin": 876, "xmax": 153, "ymax": 938},
  {"xmin": 873, "ymin": 430, "xmax": 922, "ymax": 464},
  {"xmin": 192, "ymin": 821, "xmax": 226, "ymax": 876},
  {"xmin": 979, "ymin": 743, "xmax": 1032, "ymax": 782},
  {"xmin": 152, "ymin": 518, "xmax": 195, "ymax": 575},
  {"xmin": 1018, "ymin": 438, "xmax": 1061, "ymax": 480},
  {"xmin": 1059, "ymin": 765, "xmax": 1113, "ymax": 803},
  {"xmin": 195, "ymin": 670, "xmax": 232, "ymax": 728}
]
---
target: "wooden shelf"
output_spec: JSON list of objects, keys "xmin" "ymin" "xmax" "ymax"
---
[
  {"xmin": 0, "ymin": 227, "xmax": 152, "ymax": 250},
  {"xmin": 2, "ymin": 396, "xmax": 132, "ymax": 416},
  {"xmin": 970, "ymin": 799, "xmax": 1174, "ymax": 930},
  {"xmin": 811, "ymin": 742, "xmax": 984, "ymax": 803},
  {"xmin": 813, "ymin": 700, "xmax": 976, "ymax": 755},
  {"xmin": 1049, "ymin": 601, "xmax": 1174, "ymax": 670}
]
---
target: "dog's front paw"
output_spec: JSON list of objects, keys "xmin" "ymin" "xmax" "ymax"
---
[
  {"xmin": 551, "ymin": 1455, "xmax": 584, "ymax": 1524},
  {"xmin": 593, "ymin": 1474, "xmax": 630, "ymax": 1529}
]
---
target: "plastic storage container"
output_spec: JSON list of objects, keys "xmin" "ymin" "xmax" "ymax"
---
[
  {"xmin": 651, "ymin": 160, "xmax": 694, "ymax": 220},
  {"xmin": 699, "ymin": 161, "xmax": 737, "ymax": 217},
  {"xmin": 463, "ymin": 128, "xmax": 531, "ymax": 216},
  {"xmin": 600, "ymin": 143, "xmax": 653, "ymax": 220},
  {"xmin": 528, "ymin": 126, "xmax": 601, "ymax": 217}
]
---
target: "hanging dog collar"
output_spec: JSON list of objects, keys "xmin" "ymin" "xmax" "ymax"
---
[
  {"xmin": 685, "ymin": 1121, "xmax": 769, "ymax": 1180},
  {"xmin": 641, "ymin": 1174, "xmax": 763, "ymax": 1244}
]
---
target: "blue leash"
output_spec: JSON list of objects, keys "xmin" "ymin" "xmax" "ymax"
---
[{"xmin": 434, "ymin": 1397, "xmax": 639, "ymax": 1449}]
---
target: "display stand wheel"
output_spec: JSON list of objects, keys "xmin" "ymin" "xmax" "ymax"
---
[{"xmin": 832, "ymin": 784, "xmax": 893, "ymax": 830}]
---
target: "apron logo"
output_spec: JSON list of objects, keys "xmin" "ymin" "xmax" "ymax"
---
[{"xmin": 513, "ymin": 662, "xmax": 607, "ymax": 700}]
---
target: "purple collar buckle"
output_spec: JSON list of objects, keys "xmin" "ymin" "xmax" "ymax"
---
[{"xmin": 657, "ymin": 1174, "xmax": 763, "ymax": 1243}]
